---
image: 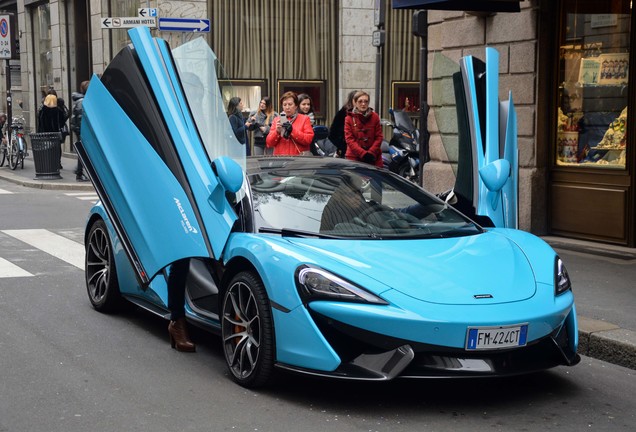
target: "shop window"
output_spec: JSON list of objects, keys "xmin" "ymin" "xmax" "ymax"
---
[
  {"xmin": 32, "ymin": 4, "xmax": 52, "ymax": 101},
  {"xmin": 557, "ymin": 0, "xmax": 630, "ymax": 169}
]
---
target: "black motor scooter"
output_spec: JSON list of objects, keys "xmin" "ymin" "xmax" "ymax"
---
[{"xmin": 381, "ymin": 108, "xmax": 420, "ymax": 182}]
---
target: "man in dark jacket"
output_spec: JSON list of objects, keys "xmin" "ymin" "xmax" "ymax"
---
[{"xmin": 71, "ymin": 81, "xmax": 90, "ymax": 181}]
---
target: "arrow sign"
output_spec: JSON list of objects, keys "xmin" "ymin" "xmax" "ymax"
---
[
  {"xmin": 158, "ymin": 17, "xmax": 210, "ymax": 33},
  {"xmin": 101, "ymin": 17, "xmax": 156, "ymax": 29},
  {"xmin": 138, "ymin": 8, "xmax": 158, "ymax": 17}
]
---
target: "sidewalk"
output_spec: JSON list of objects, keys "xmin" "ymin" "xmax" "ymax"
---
[
  {"xmin": 0, "ymin": 153, "xmax": 93, "ymax": 191},
  {"xmin": 1, "ymin": 156, "xmax": 635, "ymax": 371}
]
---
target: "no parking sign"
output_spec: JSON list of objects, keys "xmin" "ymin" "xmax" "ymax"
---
[{"xmin": 0, "ymin": 14, "xmax": 16, "ymax": 60}]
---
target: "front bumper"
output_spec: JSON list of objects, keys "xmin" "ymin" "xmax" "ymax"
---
[{"xmin": 276, "ymin": 310, "xmax": 580, "ymax": 381}]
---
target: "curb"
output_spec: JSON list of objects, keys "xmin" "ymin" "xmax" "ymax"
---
[
  {"xmin": 578, "ymin": 317, "xmax": 636, "ymax": 370},
  {"xmin": 0, "ymin": 169, "xmax": 94, "ymax": 191}
]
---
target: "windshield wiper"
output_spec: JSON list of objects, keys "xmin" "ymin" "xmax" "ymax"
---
[{"xmin": 259, "ymin": 227, "xmax": 341, "ymax": 239}]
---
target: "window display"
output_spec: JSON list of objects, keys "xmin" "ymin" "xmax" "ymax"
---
[{"xmin": 556, "ymin": 0, "xmax": 630, "ymax": 169}]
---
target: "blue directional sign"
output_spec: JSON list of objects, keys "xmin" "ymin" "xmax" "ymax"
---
[{"xmin": 158, "ymin": 17, "xmax": 210, "ymax": 33}]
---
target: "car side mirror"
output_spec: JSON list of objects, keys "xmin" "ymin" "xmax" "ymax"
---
[
  {"xmin": 478, "ymin": 159, "xmax": 511, "ymax": 193},
  {"xmin": 208, "ymin": 157, "xmax": 244, "ymax": 213},
  {"xmin": 213, "ymin": 156, "xmax": 244, "ymax": 193}
]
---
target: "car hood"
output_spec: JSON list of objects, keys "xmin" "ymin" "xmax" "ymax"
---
[{"xmin": 290, "ymin": 231, "xmax": 537, "ymax": 305}]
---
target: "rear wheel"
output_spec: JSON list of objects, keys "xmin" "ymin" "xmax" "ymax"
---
[
  {"xmin": 0, "ymin": 144, "xmax": 5, "ymax": 167},
  {"xmin": 221, "ymin": 271, "xmax": 275, "ymax": 388},
  {"xmin": 85, "ymin": 219, "xmax": 121, "ymax": 312},
  {"xmin": 8, "ymin": 139, "xmax": 18, "ymax": 170},
  {"xmin": 18, "ymin": 137, "xmax": 26, "ymax": 169}
]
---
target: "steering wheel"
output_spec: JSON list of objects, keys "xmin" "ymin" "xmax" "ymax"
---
[{"xmin": 357, "ymin": 202, "xmax": 387, "ymax": 222}]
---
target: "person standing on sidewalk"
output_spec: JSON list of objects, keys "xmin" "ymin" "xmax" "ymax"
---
[
  {"xmin": 37, "ymin": 91, "xmax": 68, "ymax": 169},
  {"xmin": 71, "ymin": 81, "xmax": 90, "ymax": 182}
]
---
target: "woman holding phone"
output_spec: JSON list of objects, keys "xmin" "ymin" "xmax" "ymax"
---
[{"xmin": 266, "ymin": 91, "xmax": 314, "ymax": 155}]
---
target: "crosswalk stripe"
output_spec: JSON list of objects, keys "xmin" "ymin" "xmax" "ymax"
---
[
  {"xmin": 76, "ymin": 196, "xmax": 99, "ymax": 201},
  {"xmin": 2, "ymin": 229, "xmax": 85, "ymax": 270},
  {"xmin": 0, "ymin": 257, "xmax": 34, "ymax": 278},
  {"xmin": 64, "ymin": 192, "xmax": 96, "ymax": 196},
  {"xmin": 0, "ymin": 188, "xmax": 14, "ymax": 194}
]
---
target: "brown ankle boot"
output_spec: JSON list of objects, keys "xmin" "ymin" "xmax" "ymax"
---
[{"xmin": 168, "ymin": 318, "xmax": 196, "ymax": 352}]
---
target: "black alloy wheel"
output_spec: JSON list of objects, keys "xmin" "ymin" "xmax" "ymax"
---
[
  {"xmin": 221, "ymin": 271, "xmax": 275, "ymax": 388},
  {"xmin": 85, "ymin": 219, "xmax": 121, "ymax": 312}
]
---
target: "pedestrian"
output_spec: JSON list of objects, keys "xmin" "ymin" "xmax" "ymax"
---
[
  {"xmin": 166, "ymin": 258, "xmax": 196, "ymax": 352},
  {"xmin": 344, "ymin": 91, "xmax": 383, "ymax": 167},
  {"xmin": 328, "ymin": 90, "xmax": 356, "ymax": 158},
  {"xmin": 38, "ymin": 90, "xmax": 69, "ymax": 169},
  {"xmin": 246, "ymin": 96, "xmax": 278, "ymax": 156},
  {"xmin": 297, "ymin": 93, "xmax": 315, "ymax": 125},
  {"xmin": 71, "ymin": 80, "xmax": 90, "ymax": 182},
  {"xmin": 0, "ymin": 112, "xmax": 7, "ymax": 146},
  {"xmin": 227, "ymin": 96, "xmax": 248, "ymax": 154},
  {"xmin": 266, "ymin": 91, "xmax": 314, "ymax": 156}
]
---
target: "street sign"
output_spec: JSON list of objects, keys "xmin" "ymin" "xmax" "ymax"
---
[
  {"xmin": 138, "ymin": 8, "xmax": 158, "ymax": 18},
  {"xmin": 372, "ymin": 29, "xmax": 385, "ymax": 47},
  {"xmin": 0, "ymin": 15, "xmax": 12, "ymax": 59},
  {"xmin": 158, "ymin": 17, "xmax": 210, "ymax": 33},
  {"xmin": 101, "ymin": 17, "xmax": 157, "ymax": 29}
]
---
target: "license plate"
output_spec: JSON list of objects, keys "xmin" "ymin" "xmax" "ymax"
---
[{"xmin": 466, "ymin": 324, "xmax": 528, "ymax": 350}]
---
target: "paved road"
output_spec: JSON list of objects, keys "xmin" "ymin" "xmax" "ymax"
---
[{"xmin": 1, "ymin": 180, "xmax": 635, "ymax": 432}]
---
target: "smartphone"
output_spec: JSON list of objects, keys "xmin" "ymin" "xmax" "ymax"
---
[{"xmin": 279, "ymin": 112, "xmax": 288, "ymax": 124}]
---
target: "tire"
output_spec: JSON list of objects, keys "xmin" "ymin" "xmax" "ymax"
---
[
  {"xmin": 0, "ymin": 146, "xmax": 5, "ymax": 167},
  {"xmin": 18, "ymin": 137, "xmax": 26, "ymax": 169},
  {"xmin": 397, "ymin": 161, "xmax": 418, "ymax": 184},
  {"xmin": 8, "ymin": 139, "xmax": 18, "ymax": 170},
  {"xmin": 85, "ymin": 219, "xmax": 121, "ymax": 312},
  {"xmin": 221, "ymin": 271, "xmax": 275, "ymax": 388}
]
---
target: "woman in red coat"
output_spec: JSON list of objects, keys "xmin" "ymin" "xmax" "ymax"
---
[
  {"xmin": 266, "ymin": 91, "xmax": 314, "ymax": 155},
  {"xmin": 344, "ymin": 91, "xmax": 383, "ymax": 167}
]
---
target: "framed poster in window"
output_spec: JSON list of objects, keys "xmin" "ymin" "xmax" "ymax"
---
[
  {"xmin": 218, "ymin": 79, "xmax": 267, "ymax": 115},
  {"xmin": 598, "ymin": 53, "xmax": 629, "ymax": 85},
  {"xmin": 578, "ymin": 58, "xmax": 601, "ymax": 85},
  {"xmin": 391, "ymin": 81, "xmax": 420, "ymax": 116},
  {"xmin": 277, "ymin": 80, "xmax": 326, "ymax": 119}
]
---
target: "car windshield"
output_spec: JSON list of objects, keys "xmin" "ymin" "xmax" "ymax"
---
[
  {"xmin": 172, "ymin": 37, "xmax": 246, "ymax": 169},
  {"xmin": 248, "ymin": 164, "xmax": 482, "ymax": 240}
]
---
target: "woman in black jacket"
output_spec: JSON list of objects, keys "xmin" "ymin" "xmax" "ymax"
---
[{"xmin": 328, "ymin": 90, "xmax": 356, "ymax": 157}]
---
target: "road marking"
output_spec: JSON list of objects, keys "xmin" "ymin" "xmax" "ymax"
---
[
  {"xmin": 64, "ymin": 192, "xmax": 99, "ymax": 203},
  {"xmin": 2, "ymin": 229, "xmax": 85, "ymax": 270},
  {"xmin": 0, "ymin": 257, "xmax": 33, "ymax": 278},
  {"xmin": 0, "ymin": 188, "xmax": 14, "ymax": 194}
]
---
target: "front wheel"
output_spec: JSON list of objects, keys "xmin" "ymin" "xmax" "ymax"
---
[
  {"xmin": 0, "ymin": 144, "xmax": 5, "ymax": 167},
  {"xmin": 18, "ymin": 137, "xmax": 26, "ymax": 169},
  {"xmin": 397, "ymin": 161, "xmax": 419, "ymax": 184},
  {"xmin": 8, "ymin": 139, "xmax": 19, "ymax": 170},
  {"xmin": 221, "ymin": 271, "xmax": 275, "ymax": 388},
  {"xmin": 85, "ymin": 219, "xmax": 121, "ymax": 312}
]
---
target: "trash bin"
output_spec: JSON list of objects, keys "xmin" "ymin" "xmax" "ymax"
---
[{"xmin": 29, "ymin": 132, "xmax": 63, "ymax": 180}]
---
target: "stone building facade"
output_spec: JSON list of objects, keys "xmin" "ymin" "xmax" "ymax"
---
[{"xmin": 3, "ymin": 0, "xmax": 634, "ymax": 245}]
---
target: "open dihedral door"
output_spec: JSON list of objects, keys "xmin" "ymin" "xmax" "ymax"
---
[
  {"xmin": 454, "ymin": 47, "xmax": 518, "ymax": 229},
  {"xmin": 77, "ymin": 27, "xmax": 238, "ymax": 286}
]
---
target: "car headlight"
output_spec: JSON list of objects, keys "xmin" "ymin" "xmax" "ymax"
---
[
  {"xmin": 295, "ymin": 266, "xmax": 388, "ymax": 305},
  {"xmin": 555, "ymin": 257, "xmax": 572, "ymax": 295}
]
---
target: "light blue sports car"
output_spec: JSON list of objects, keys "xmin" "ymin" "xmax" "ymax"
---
[{"xmin": 78, "ymin": 28, "xmax": 579, "ymax": 388}]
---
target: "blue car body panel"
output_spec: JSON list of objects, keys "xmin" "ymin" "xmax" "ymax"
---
[
  {"xmin": 81, "ymin": 27, "xmax": 237, "ymax": 283},
  {"xmin": 457, "ymin": 47, "xmax": 519, "ymax": 229}
]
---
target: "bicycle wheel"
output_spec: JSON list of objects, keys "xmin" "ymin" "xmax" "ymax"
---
[
  {"xmin": 18, "ymin": 137, "xmax": 26, "ymax": 169},
  {"xmin": 8, "ymin": 139, "xmax": 19, "ymax": 170},
  {"xmin": 0, "ymin": 147, "xmax": 5, "ymax": 167}
]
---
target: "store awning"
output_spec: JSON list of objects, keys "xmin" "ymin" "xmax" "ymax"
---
[{"xmin": 392, "ymin": 0, "xmax": 521, "ymax": 12}]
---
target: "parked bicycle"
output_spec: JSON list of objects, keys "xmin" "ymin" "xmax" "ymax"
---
[{"xmin": 2, "ymin": 116, "xmax": 29, "ymax": 170}]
